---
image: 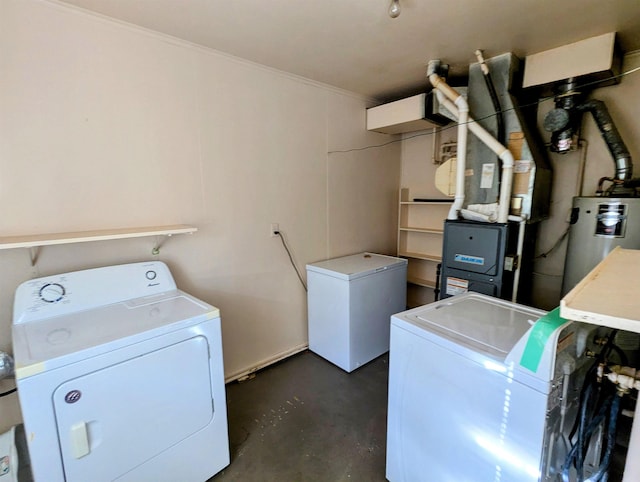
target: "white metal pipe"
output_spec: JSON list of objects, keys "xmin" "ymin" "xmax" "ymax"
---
[
  {"xmin": 452, "ymin": 108, "xmax": 469, "ymax": 220},
  {"xmin": 475, "ymin": 50, "xmax": 489, "ymax": 75},
  {"xmin": 429, "ymin": 66, "xmax": 468, "ymax": 221},
  {"xmin": 510, "ymin": 217, "xmax": 526, "ymax": 302},
  {"xmin": 434, "ymin": 90, "xmax": 466, "ymax": 220},
  {"xmin": 431, "ymin": 127, "xmax": 439, "ymax": 164},
  {"xmin": 460, "ymin": 209, "xmax": 492, "ymax": 222},
  {"xmin": 576, "ymin": 139, "xmax": 589, "ymax": 197},
  {"xmin": 431, "ymin": 78, "xmax": 514, "ymax": 223},
  {"xmin": 497, "ymin": 150, "xmax": 515, "ymax": 223},
  {"xmin": 436, "ymin": 97, "xmax": 507, "ymax": 156}
]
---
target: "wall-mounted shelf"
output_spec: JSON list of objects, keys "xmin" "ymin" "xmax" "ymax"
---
[
  {"xmin": 399, "ymin": 227, "xmax": 445, "ymax": 235},
  {"xmin": 407, "ymin": 276, "xmax": 437, "ymax": 289},
  {"xmin": 560, "ymin": 246, "xmax": 640, "ymax": 332},
  {"xmin": 397, "ymin": 188, "xmax": 452, "ymax": 307},
  {"xmin": 398, "ymin": 251, "xmax": 442, "ymax": 263},
  {"xmin": 0, "ymin": 225, "xmax": 197, "ymax": 265}
]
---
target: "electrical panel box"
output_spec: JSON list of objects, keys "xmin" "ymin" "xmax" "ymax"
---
[{"xmin": 440, "ymin": 220, "xmax": 518, "ymax": 300}]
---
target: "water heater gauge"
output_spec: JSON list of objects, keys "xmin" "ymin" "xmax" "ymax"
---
[{"xmin": 39, "ymin": 283, "xmax": 66, "ymax": 303}]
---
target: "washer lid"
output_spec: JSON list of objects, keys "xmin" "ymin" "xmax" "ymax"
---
[
  {"xmin": 402, "ymin": 293, "xmax": 545, "ymax": 359},
  {"xmin": 12, "ymin": 291, "xmax": 219, "ymax": 378},
  {"xmin": 306, "ymin": 252, "xmax": 407, "ymax": 280}
]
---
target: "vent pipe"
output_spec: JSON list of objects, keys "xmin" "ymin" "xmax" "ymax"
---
[
  {"xmin": 427, "ymin": 60, "xmax": 515, "ymax": 223},
  {"xmin": 577, "ymin": 99, "xmax": 633, "ymax": 182}
]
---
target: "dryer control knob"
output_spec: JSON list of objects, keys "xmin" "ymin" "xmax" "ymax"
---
[{"xmin": 39, "ymin": 283, "xmax": 66, "ymax": 303}]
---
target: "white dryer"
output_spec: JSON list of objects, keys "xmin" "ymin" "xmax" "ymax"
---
[{"xmin": 12, "ymin": 262, "xmax": 229, "ymax": 482}]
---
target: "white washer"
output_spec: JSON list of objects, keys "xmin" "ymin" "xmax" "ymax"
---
[
  {"xmin": 386, "ymin": 292, "xmax": 594, "ymax": 482},
  {"xmin": 12, "ymin": 262, "xmax": 229, "ymax": 482}
]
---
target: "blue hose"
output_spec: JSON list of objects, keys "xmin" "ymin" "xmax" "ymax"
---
[
  {"xmin": 561, "ymin": 390, "xmax": 613, "ymax": 482},
  {"xmin": 585, "ymin": 394, "xmax": 622, "ymax": 482}
]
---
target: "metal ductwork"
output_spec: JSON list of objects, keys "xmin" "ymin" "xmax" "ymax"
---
[
  {"xmin": 577, "ymin": 99, "xmax": 638, "ymax": 196},
  {"xmin": 543, "ymin": 78, "xmax": 584, "ymax": 154},
  {"xmin": 524, "ymin": 32, "xmax": 637, "ymax": 197},
  {"xmin": 577, "ymin": 99, "xmax": 632, "ymax": 181},
  {"xmin": 433, "ymin": 52, "xmax": 551, "ymax": 304},
  {"xmin": 543, "ymin": 87, "xmax": 635, "ymax": 196}
]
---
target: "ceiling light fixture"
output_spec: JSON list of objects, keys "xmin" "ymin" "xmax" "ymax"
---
[{"xmin": 388, "ymin": 0, "xmax": 401, "ymax": 18}]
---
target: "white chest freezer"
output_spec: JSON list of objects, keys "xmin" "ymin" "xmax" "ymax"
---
[
  {"xmin": 386, "ymin": 292, "xmax": 596, "ymax": 482},
  {"xmin": 306, "ymin": 252, "xmax": 407, "ymax": 372}
]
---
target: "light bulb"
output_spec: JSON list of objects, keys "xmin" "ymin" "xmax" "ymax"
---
[{"xmin": 388, "ymin": 0, "xmax": 401, "ymax": 18}]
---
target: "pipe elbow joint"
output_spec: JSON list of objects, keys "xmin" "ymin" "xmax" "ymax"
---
[
  {"xmin": 428, "ymin": 73, "xmax": 442, "ymax": 90},
  {"xmin": 454, "ymin": 95, "xmax": 468, "ymax": 112},
  {"xmin": 426, "ymin": 60, "xmax": 441, "ymax": 78},
  {"xmin": 499, "ymin": 150, "xmax": 515, "ymax": 168}
]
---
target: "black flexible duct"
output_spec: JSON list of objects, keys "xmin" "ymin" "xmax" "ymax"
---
[
  {"xmin": 483, "ymin": 72, "xmax": 504, "ymax": 145},
  {"xmin": 475, "ymin": 51, "xmax": 504, "ymax": 145}
]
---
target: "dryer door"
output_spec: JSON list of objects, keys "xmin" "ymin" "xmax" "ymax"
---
[{"xmin": 53, "ymin": 336, "xmax": 213, "ymax": 482}]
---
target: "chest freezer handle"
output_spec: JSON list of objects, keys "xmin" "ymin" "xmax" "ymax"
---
[
  {"xmin": 70, "ymin": 422, "xmax": 90, "ymax": 459},
  {"xmin": 375, "ymin": 266, "xmax": 388, "ymax": 272}
]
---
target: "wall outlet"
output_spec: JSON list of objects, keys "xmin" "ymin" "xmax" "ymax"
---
[{"xmin": 270, "ymin": 223, "xmax": 279, "ymax": 237}]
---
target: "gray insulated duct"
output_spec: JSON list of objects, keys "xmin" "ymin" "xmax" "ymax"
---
[
  {"xmin": 578, "ymin": 100, "xmax": 632, "ymax": 180},
  {"xmin": 577, "ymin": 99, "xmax": 637, "ymax": 195},
  {"xmin": 464, "ymin": 53, "xmax": 552, "ymax": 222}
]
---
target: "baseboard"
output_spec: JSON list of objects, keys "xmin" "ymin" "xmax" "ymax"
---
[{"xmin": 224, "ymin": 343, "xmax": 309, "ymax": 383}]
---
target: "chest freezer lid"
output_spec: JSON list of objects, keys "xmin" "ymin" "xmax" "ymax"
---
[
  {"xmin": 401, "ymin": 293, "xmax": 545, "ymax": 359},
  {"xmin": 306, "ymin": 252, "xmax": 407, "ymax": 280}
]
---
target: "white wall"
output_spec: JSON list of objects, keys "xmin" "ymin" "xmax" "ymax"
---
[
  {"xmin": 400, "ymin": 127, "xmax": 457, "ymax": 199},
  {"xmin": 0, "ymin": 0, "xmax": 399, "ymax": 431}
]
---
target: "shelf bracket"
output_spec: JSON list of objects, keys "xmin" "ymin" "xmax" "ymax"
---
[
  {"xmin": 29, "ymin": 246, "xmax": 41, "ymax": 267},
  {"xmin": 151, "ymin": 234, "xmax": 172, "ymax": 256}
]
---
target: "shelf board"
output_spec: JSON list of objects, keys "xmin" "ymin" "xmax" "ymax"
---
[
  {"xmin": 0, "ymin": 225, "xmax": 197, "ymax": 250},
  {"xmin": 560, "ymin": 246, "xmax": 640, "ymax": 332},
  {"xmin": 407, "ymin": 276, "xmax": 437, "ymax": 288},
  {"xmin": 399, "ymin": 226, "xmax": 444, "ymax": 234},
  {"xmin": 399, "ymin": 251, "xmax": 442, "ymax": 262},
  {"xmin": 401, "ymin": 200, "xmax": 453, "ymax": 205}
]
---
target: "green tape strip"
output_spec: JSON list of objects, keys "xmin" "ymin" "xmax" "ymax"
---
[{"xmin": 519, "ymin": 307, "xmax": 567, "ymax": 373}]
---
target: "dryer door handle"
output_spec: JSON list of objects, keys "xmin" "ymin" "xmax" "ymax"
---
[{"xmin": 70, "ymin": 422, "xmax": 90, "ymax": 459}]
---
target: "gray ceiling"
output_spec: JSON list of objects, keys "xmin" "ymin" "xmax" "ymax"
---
[{"xmin": 60, "ymin": 0, "xmax": 640, "ymax": 101}]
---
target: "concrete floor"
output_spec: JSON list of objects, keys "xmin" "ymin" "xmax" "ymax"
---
[
  {"xmin": 210, "ymin": 350, "xmax": 389, "ymax": 482},
  {"xmin": 210, "ymin": 349, "xmax": 632, "ymax": 482},
  {"xmin": 11, "ymin": 348, "xmax": 632, "ymax": 481}
]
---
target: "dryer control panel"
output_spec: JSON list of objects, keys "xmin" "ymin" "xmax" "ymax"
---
[{"xmin": 13, "ymin": 262, "xmax": 177, "ymax": 324}]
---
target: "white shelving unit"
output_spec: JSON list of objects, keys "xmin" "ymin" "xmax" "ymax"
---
[
  {"xmin": 397, "ymin": 188, "xmax": 452, "ymax": 307},
  {"xmin": 0, "ymin": 225, "xmax": 197, "ymax": 265},
  {"xmin": 560, "ymin": 246, "xmax": 640, "ymax": 482}
]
